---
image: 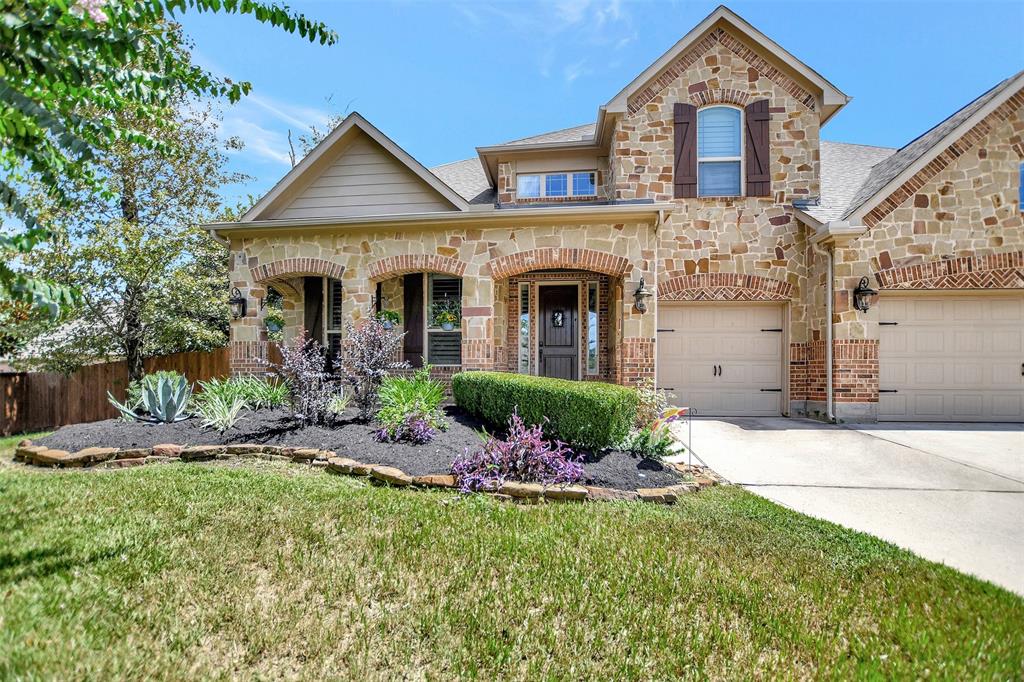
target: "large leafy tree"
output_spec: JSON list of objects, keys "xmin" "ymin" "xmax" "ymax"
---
[
  {"xmin": 15, "ymin": 77, "xmax": 247, "ymax": 380},
  {"xmin": 0, "ymin": 0, "xmax": 336, "ymax": 312}
]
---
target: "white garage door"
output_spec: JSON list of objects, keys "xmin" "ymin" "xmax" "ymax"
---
[
  {"xmin": 657, "ymin": 303, "xmax": 783, "ymax": 416},
  {"xmin": 879, "ymin": 295, "xmax": 1024, "ymax": 422}
]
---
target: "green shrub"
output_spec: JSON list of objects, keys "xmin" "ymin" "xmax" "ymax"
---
[
  {"xmin": 375, "ymin": 367, "xmax": 448, "ymax": 442},
  {"xmin": 452, "ymin": 372, "xmax": 638, "ymax": 450},
  {"xmin": 619, "ymin": 424, "xmax": 677, "ymax": 459},
  {"xmin": 194, "ymin": 376, "xmax": 288, "ymax": 411}
]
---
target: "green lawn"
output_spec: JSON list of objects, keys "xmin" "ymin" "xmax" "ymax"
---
[{"xmin": 1, "ymin": 435, "xmax": 1021, "ymax": 679}]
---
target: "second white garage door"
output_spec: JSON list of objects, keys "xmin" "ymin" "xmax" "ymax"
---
[
  {"xmin": 879, "ymin": 295, "xmax": 1024, "ymax": 422},
  {"xmin": 657, "ymin": 303, "xmax": 784, "ymax": 416}
]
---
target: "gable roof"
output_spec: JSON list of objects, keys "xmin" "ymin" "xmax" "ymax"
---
[
  {"xmin": 496, "ymin": 123, "xmax": 596, "ymax": 148},
  {"xmin": 604, "ymin": 5, "xmax": 849, "ymax": 124},
  {"xmin": 242, "ymin": 112, "xmax": 469, "ymax": 221},
  {"xmin": 799, "ymin": 141, "xmax": 897, "ymax": 223},
  {"xmin": 842, "ymin": 70, "xmax": 1024, "ymax": 221},
  {"xmin": 430, "ymin": 158, "xmax": 495, "ymax": 205}
]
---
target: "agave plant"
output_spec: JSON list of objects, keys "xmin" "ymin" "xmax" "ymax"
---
[{"xmin": 108, "ymin": 374, "xmax": 193, "ymax": 423}]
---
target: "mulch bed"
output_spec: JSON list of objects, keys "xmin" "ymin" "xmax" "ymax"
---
[{"xmin": 35, "ymin": 406, "xmax": 684, "ymax": 490}]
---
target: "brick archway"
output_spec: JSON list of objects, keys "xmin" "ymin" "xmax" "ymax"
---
[
  {"xmin": 874, "ymin": 251, "xmax": 1024, "ymax": 289},
  {"xmin": 488, "ymin": 248, "xmax": 631, "ymax": 279},
  {"xmin": 689, "ymin": 88, "xmax": 751, "ymax": 108},
  {"xmin": 250, "ymin": 257, "xmax": 345, "ymax": 284},
  {"xmin": 367, "ymin": 254, "xmax": 468, "ymax": 282},
  {"xmin": 659, "ymin": 272, "xmax": 792, "ymax": 301}
]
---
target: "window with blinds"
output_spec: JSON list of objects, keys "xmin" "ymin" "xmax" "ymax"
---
[
  {"xmin": 697, "ymin": 106, "xmax": 742, "ymax": 197},
  {"xmin": 326, "ymin": 278, "xmax": 343, "ymax": 358},
  {"xmin": 427, "ymin": 274, "xmax": 462, "ymax": 365}
]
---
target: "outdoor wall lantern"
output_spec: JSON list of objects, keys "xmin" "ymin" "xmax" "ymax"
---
[
  {"xmin": 228, "ymin": 287, "xmax": 247, "ymax": 319},
  {"xmin": 852, "ymin": 276, "xmax": 878, "ymax": 313},
  {"xmin": 633, "ymin": 277, "xmax": 654, "ymax": 313}
]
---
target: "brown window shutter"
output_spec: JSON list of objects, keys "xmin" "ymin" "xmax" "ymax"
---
[
  {"xmin": 744, "ymin": 99, "xmax": 771, "ymax": 196},
  {"xmin": 673, "ymin": 102, "xmax": 697, "ymax": 198}
]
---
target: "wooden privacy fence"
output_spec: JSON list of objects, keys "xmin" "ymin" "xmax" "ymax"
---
[{"xmin": 1, "ymin": 347, "xmax": 232, "ymax": 436}]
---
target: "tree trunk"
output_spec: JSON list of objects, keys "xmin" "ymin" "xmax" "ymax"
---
[{"xmin": 121, "ymin": 168, "xmax": 144, "ymax": 382}]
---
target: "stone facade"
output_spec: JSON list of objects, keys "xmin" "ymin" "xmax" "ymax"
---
[
  {"xmin": 228, "ymin": 222, "xmax": 657, "ymax": 385},
  {"xmin": 813, "ymin": 95, "xmax": 1024, "ymax": 419},
  {"xmin": 222, "ymin": 14, "xmax": 1023, "ymax": 422}
]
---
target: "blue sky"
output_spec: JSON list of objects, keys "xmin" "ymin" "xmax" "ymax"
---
[{"xmin": 179, "ymin": 1, "xmax": 1024, "ymax": 206}]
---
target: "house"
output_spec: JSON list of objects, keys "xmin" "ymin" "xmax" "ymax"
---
[{"xmin": 205, "ymin": 6, "xmax": 1024, "ymax": 423}]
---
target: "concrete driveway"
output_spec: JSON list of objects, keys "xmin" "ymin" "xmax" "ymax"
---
[{"xmin": 670, "ymin": 418, "xmax": 1024, "ymax": 595}]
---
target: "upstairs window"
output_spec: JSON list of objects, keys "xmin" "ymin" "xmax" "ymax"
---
[
  {"xmin": 697, "ymin": 106, "xmax": 742, "ymax": 197},
  {"xmin": 517, "ymin": 174, "xmax": 541, "ymax": 198},
  {"xmin": 516, "ymin": 171, "xmax": 597, "ymax": 199}
]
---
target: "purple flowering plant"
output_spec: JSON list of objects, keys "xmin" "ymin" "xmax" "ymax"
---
[{"xmin": 450, "ymin": 411, "xmax": 584, "ymax": 493}]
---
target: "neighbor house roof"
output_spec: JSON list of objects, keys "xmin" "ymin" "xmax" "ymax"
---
[
  {"xmin": 841, "ymin": 70, "xmax": 1024, "ymax": 221},
  {"xmin": 799, "ymin": 141, "xmax": 897, "ymax": 223}
]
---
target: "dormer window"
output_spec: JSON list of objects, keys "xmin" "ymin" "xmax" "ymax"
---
[
  {"xmin": 697, "ymin": 106, "xmax": 742, "ymax": 197},
  {"xmin": 517, "ymin": 171, "xmax": 597, "ymax": 199}
]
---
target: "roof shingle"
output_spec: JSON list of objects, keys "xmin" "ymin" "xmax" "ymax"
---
[{"xmin": 841, "ymin": 71, "xmax": 1023, "ymax": 219}]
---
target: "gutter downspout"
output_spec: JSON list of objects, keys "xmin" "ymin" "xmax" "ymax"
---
[
  {"xmin": 810, "ymin": 239, "xmax": 835, "ymax": 423},
  {"xmin": 651, "ymin": 208, "xmax": 664, "ymax": 389},
  {"xmin": 208, "ymin": 228, "xmax": 229, "ymax": 247}
]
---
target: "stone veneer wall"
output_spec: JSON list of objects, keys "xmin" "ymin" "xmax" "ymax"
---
[
  {"xmin": 228, "ymin": 222, "xmax": 657, "ymax": 385},
  {"xmin": 608, "ymin": 26, "xmax": 821, "ymax": 405},
  {"xmin": 800, "ymin": 89, "xmax": 1024, "ymax": 419}
]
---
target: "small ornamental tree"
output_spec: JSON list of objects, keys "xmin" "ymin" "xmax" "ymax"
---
[
  {"xmin": 338, "ymin": 317, "xmax": 409, "ymax": 419},
  {"xmin": 262, "ymin": 331, "xmax": 338, "ymax": 426}
]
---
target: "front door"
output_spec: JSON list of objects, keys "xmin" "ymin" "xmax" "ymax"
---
[{"xmin": 539, "ymin": 285, "xmax": 578, "ymax": 380}]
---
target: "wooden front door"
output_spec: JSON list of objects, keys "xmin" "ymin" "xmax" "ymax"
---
[{"xmin": 539, "ymin": 285, "xmax": 578, "ymax": 380}]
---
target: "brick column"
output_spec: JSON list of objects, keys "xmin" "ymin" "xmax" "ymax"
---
[{"xmin": 461, "ymin": 275, "xmax": 495, "ymax": 370}]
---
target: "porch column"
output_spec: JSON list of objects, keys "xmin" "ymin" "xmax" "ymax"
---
[
  {"xmin": 619, "ymin": 259, "xmax": 657, "ymax": 387},
  {"xmin": 228, "ymin": 245, "xmax": 268, "ymax": 376},
  {"xmin": 461, "ymin": 274, "xmax": 495, "ymax": 370}
]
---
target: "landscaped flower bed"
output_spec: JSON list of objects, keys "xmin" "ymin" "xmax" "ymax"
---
[
  {"xmin": 19, "ymin": 321, "xmax": 716, "ymax": 503},
  {"xmin": 21, "ymin": 405, "xmax": 712, "ymax": 500}
]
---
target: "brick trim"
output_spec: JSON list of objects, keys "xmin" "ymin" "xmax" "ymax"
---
[
  {"xmin": 862, "ymin": 89, "xmax": 1024, "ymax": 228},
  {"xmin": 874, "ymin": 251, "xmax": 1024, "ymax": 289},
  {"xmin": 659, "ymin": 272, "xmax": 793, "ymax": 301},
  {"xmin": 250, "ymin": 257, "xmax": 344, "ymax": 284},
  {"xmin": 627, "ymin": 28, "xmax": 816, "ymax": 115},
  {"xmin": 367, "ymin": 254, "xmax": 468, "ymax": 281},
  {"xmin": 487, "ymin": 248, "xmax": 631, "ymax": 279},
  {"xmin": 688, "ymin": 88, "xmax": 751, "ymax": 108}
]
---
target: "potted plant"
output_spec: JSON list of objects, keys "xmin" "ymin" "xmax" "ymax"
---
[
  {"xmin": 264, "ymin": 309, "xmax": 285, "ymax": 333},
  {"xmin": 376, "ymin": 309, "xmax": 401, "ymax": 330},
  {"xmin": 431, "ymin": 297, "xmax": 461, "ymax": 331}
]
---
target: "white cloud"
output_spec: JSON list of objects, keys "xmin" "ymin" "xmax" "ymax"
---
[
  {"xmin": 563, "ymin": 59, "xmax": 591, "ymax": 84},
  {"xmin": 451, "ymin": 0, "xmax": 633, "ymax": 80},
  {"xmin": 219, "ymin": 116, "xmax": 293, "ymax": 167},
  {"xmin": 246, "ymin": 93, "xmax": 331, "ymax": 131}
]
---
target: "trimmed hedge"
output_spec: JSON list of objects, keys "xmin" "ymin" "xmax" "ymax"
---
[{"xmin": 452, "ymin": 371, "xmax": 638, "ymax": 450}]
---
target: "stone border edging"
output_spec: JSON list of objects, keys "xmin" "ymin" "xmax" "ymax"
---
[{"xmin": 12, "ymin": 439, "xmax": 724, "ymax": 505}]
